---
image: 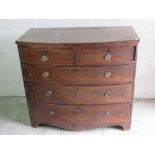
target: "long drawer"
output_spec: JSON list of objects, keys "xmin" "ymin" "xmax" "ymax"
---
[
  {"xmin": 26, "ymin": 82, "xmax": 133, "ymax": 104},
  {"xmin": 23, "ymin": 64, "xmax": 134, "ymax": 85},
  {"xmin": 29, "ymin": 102, "xmax": 130, "ymax": 124}
]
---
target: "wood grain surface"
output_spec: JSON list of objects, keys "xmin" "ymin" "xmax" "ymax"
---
[{"xmin": 16, "ymin": 27, "xmax": 139, "ymax": 130}]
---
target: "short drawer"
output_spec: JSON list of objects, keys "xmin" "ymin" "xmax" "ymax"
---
[
  {"xmin": 78, "ymin": 46, "xmax": 135, "ymax": 65},
  {"xmin": 23, "ymin": 64, "xmax": 134, "ymax": 85},
  {"xmin": 29, "ymin": 102, "xmax": 130, "ymax": 124},
  {"xmin": 26, "ymin": 82, "xmax": 133, "ymax": 104},
  {"xmin": 19, "ymin": 48, "xmax": 74, "ymax": 65}
]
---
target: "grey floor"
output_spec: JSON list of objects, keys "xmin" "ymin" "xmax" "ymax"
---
[{"xmin": 0, "ymin": 97, "xmax": 155, "ymax": 135}]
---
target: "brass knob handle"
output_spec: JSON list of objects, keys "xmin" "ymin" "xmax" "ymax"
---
[
  {"xmin": 43, "ymin": 72, "xmax": 49, "ymax": 78},
  {"xmin": 104, "ymin": 112, "xmax": 111, "ymax": 118},
  {"xmin": 48, "ymin": 110, "xmax": 55, "ymax": 116},
  {"xmin": 41, "ymin": 55, "xmax": 48, "ymax": 62},
  {"xmin": 105, "ymin": 72, "xmax": 111, "ymax": 78},
  {"xmin": 104, "ymin": 54, "xmax": 111, "ymax": 61},
  {"xmin": 104, "ymin": 91, "xmax": 111, "ymax": 98},
  {"xmin": 45, "ymin": 91, "xmax": 53, "ymax": 96}
]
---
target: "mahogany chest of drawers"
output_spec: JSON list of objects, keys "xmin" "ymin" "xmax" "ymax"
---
[{"xmin": 16, "ymin": 27, "xmax": 139, "ymax": 131}]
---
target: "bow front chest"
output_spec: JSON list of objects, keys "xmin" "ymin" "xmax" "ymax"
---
[{"xmin": 16, "ymin": 27, "xmax": 139, "ymax": 131}]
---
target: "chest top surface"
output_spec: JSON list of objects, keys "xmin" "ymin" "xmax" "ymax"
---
[{"xmin": 16, "ymin": 27, "xmax": 139, "ymax": 44}]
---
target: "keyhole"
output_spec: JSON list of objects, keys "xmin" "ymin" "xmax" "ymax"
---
[
  {"xmin": 107, "ymin": 49, "xmax": 110, "ymax": 53},
  {"xmin": 74, "ymin": 107, "xmax": 81, "ymax": 114}
]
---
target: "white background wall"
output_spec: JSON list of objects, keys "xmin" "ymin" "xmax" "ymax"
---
[{"xmin": 0, "ymin": 19, "xmax": 154, "ymax": 98}]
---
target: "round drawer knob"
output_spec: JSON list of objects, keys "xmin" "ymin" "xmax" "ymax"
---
[
  {"xmin": 104, "ymin": 112, "xmax": 111, "ymax": 118},
  {"xmin": 105, "ymin": 72, "xmax": 111, "ymax": 78},
  {"xmin": 41, "ymin": 55, "xmax": 48, "ymax": 62},
  {"xmin": 43, "ymin": 72, "xmax": 49, "ymax": 78},
  {"xmin": 45, "ymin": 91, "xmax": 53, "ymax": 96},
  {"xmin": 104, "ymin": 91, "xmax": 111, "ymax": 98},
  {"xmin": 48, "ymin": 110, "xmax": 55, "ymax": 116},
  {"xmin": 104, "ymin": 54, "xmax": 111, "ymax": 61}
]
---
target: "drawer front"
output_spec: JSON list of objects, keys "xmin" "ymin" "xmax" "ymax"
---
[
  {"xmin": 20, "ymin": 48, "xmax": 74, "ymax": 65},
  {"xmin": 26, "ymin": 82, "xmax": 133, "ymax": 104},
  {"xmin": 23, "ymin": 64, "xmax": 134, "ymax": 85},
  {"xmin": 30, "ymin": 102, "xmax": 130, "ymax": 124},
  {"xmin": 79, "ymin": 47, "xmax": 135, "ymax": 65}
]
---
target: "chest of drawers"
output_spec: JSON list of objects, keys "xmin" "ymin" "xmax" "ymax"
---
[{"xmin": 16, "ymin": 27, "xmax": 139, "ymax": 131}]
